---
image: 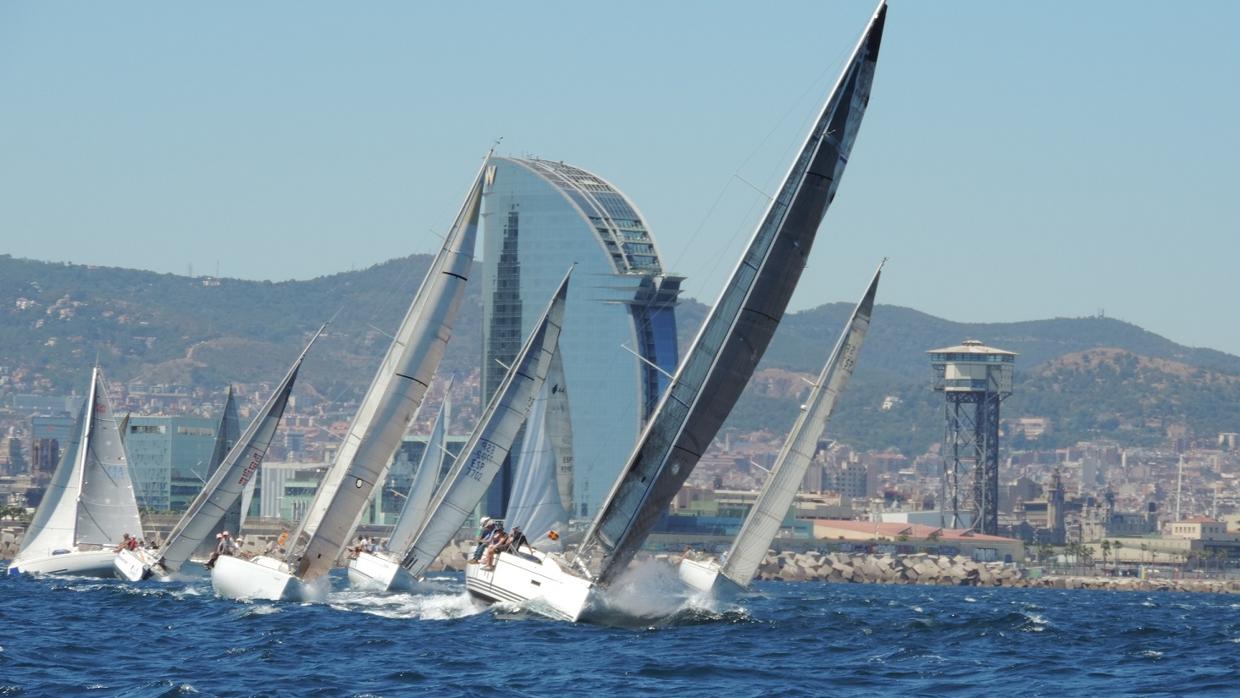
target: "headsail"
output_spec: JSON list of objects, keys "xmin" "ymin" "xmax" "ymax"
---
[
  {"xmin": 192, "ymin": 387, "xmax": 242, "ymax": 561},
  {"xmin": 400, "ymin": 270, "xmax": 570, "ymax": 578},
  {"xmin": 578, "ymin": 1, "xmax": 888, "ymax": 585},
  {"xmin": 76, "ymin": 372, "xmax": 143, "ymax": 547},
  {"xmin": 158, "ymin": 329, "xmax": 321, "ymax": 573},
  {"xmin": 16, "ymin": 372, "xmax": 96, "ymax": 559},
  {"xmin": 386, "ymin": 381, "xmax": 452, "ymax": 557},
  {"xmin": 721, "ymin": 263, "xmax": 881, "ymax": 587},
  {"xmin": 504, "ymin": 366, "xmax": 569, "ymax": 548},
  {"xmin": 291, "ymin": 163, "xmax": 484, "ymax": 581},
  {"xmin": 546, "ymin": 348, "xmax": 575, "ymax": 517}
]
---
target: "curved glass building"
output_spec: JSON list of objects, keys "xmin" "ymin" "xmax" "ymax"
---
[{"xmin": 481, "ymin": 156, "xmax": 680, "ymax": 519}]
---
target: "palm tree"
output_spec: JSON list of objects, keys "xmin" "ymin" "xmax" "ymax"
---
[{"xmin": 1100, "ymin": 540, "xmax": 1112, "ymax": 569}]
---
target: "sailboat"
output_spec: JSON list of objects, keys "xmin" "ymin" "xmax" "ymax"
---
[
  {"xmin": 346, "ymin": 381, "xmax": 452, "ymax": 591},
  {"xmin": 465, "ymin": 0, "xmax": 888, "ymax": 622},
  {"xmin": 9, "ymin": 368, "xmax": 144, "ymax": 577},
  {"xmin": 679, "ymin": 263, "xmax": 881, "ymax": 596},
  {"xmin": 212, "ymin": 161, "xmax": 483, "ymax": 601},
  {"xmin": 395, "ymin": 270, "xmax": 569, "ymax": 582},
  {"xmin": 113, "ymin": 329, "xmax": 321, "ymax": 582}
]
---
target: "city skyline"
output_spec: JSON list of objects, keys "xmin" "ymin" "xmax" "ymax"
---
[{"xmin": 2, "ymin": 1, "xmax": 1238, "ymax": 357}]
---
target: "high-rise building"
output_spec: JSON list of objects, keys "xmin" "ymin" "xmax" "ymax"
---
[
  {"xmin": 480, "ymin": 157, "xmax": 680, "ymax": 518},
  {"xmin": 126, "ymin": 416, "xmax": 220, "ymax": 512}
]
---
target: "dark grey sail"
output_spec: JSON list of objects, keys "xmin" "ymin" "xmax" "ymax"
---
[
  {"xmin": 193, "ymin": 387, "xmax": 242, "ymax": 560},
  {"xmin": 577, "ymin": 1, "xmax": 888, "ymax": 585}
]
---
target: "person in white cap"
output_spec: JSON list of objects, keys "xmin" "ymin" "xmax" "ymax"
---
[{"xmin": 468, "ymin": 517, "xmax": 498, "ymax": 563}]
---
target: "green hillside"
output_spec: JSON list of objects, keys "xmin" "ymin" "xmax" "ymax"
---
[{"xmin": 3, "ymin": 254, "xmax": 1237, "ymax": 454}]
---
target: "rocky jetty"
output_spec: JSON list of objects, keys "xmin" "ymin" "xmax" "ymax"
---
[{"xmin": 743, "ymin": 550, "xmax": 1023, "ymax": 587}]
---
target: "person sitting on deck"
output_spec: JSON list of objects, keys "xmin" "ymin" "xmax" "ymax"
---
[
  {"xmin": 468, "ymin": 518, "xmax": 498, "ymax": 563},
  {"xmin": 481, "ymin": 526, "xmax": 509, "ymax": 570},
  {"xmin": 115, "ymin": 533, "xmax": 133, "ymax": 552},
  {"xmin": 508, "ymin": 526, "xmax": 534, "ymax": 556}
]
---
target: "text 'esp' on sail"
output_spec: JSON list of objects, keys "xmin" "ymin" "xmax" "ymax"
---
[{"xmin": 400, "ymin": 269, "xmax": 571, "ymax": 578}]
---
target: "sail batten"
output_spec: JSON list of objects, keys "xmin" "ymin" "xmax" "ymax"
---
[
  {"xmin": 721, "ymin": 264, "xmax": 881, "ymax": 587},
  {"xmin": 577, "ymin": 1, "xmax": 888, "ymax": 585},
  {"xmin": 400, "ymin": 270, "xmax": 571, "ymax": 578},
  {"xmin": 158, "ymin": 330, "xmax": 319, "ymax": 573},
  {"xmin": 290, "ymin": 163, "xmax": 485, "ymax": 582}
]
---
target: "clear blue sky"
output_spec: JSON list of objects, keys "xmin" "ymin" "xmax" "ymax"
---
[{"xmin": 2, "ymin": 1, "xmax": 1237, "ymax": 355}]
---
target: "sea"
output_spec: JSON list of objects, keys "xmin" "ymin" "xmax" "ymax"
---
[{"xmin": 1, "ymin": 564, "xmax": 1237, "ymax": 697}]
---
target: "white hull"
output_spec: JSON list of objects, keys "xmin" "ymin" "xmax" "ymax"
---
[
  {"xmin": 211, "ymin": 555, "xmax": 303, "ymax": 601},
  {"xmin": 113, "ymin": 548, "xmax": 162, "ymax": 582},
  {"xmin": 346, "ymin": 552, "xmax": 419, "ymax": 592},
  {"xmin": 465, "ymin": 550, "xmax": 594, "ymax": 622},
  {"xmin": 8, "ymin": 549, "xmax": 119, "ymax": 578},
  {"xmin": 677, "ymin": 558, "xmax": 747, "ymax": 600}
]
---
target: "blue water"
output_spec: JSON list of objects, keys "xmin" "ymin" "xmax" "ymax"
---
[{"xmin": 2, "ymin": 566, "xmax": 1237, "ymax": 697}]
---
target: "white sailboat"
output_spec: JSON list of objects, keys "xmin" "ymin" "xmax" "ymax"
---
[
  {"xmin": 396, "ymin": 271, "xmax": 569, "ymax": 583},
  {"xmin": 679, "ymin": 263, "xmax": 881, "ymax": 596},
  {"xmin": 465, "ymin": 0, "xmax": 889, "ymax": 622},
  {"xmin": 114, "ymin": 329, "xmax": 320, "ymax": 581},
  {"xmin": 212, "ymin": 161, "xmax": 483, "ymax": 601},
  {"xmin": 9, "ymin": 368, "xmax": 144, "ymax": 578},
  {"xmin": 346, "ymin": 382, "xmax": 451, "ymax": 592}
]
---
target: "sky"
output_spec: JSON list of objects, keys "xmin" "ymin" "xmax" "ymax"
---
[{"xmin": 2, "ymin": 1, "xmax": 1238, "ymax": 355}]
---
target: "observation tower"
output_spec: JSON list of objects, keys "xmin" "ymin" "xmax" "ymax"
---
[{"xmin": 929, "ymin": 339, "xmax": 1016, "ymax": 534}]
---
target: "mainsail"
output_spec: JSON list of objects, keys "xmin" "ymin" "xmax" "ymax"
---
[
  {"xmin": 291, "ymin": 164, "xmax": 484, "ymax": 581},
  {"xmin": 386, "ymin": 383, "xmax": 452, "ymax": 557},
  {"xmin": 18, "ymin": 371, "xmax": 98, "ymax": 558},
  {"xmin": 158, "ymin": 329, "xmax": 320, "ymax": 573},
  {"xmin": 546, "ymin": 349, "xmax": 575, "ymax": 517},
  {"xmin": 400, "ymin": 270, "xmax": 570, "ymax": 578},
  {"xmin": 721, "ymin": 264, "xmax": 881, "ymax": 586},
  {"xmin": 75, "ymin": 372, "xmax": 143, "ymax": 548},
  {"xmin": 577, "ymin": 1, "xmax": 888, "ymax": 585}
]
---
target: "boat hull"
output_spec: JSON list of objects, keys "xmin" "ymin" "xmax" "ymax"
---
[
  {"xmin": 677, "ymin": 558, "xmax": 747, "ymax": 600},
  {"xmin": 8, "ymin": 549, "xmax": 119, "ymax": 578},
  {"xmin": 113, "ymin": 548, "xmax": 161, "ymax": 582},
  {"xmin": 211, "ymin": 555, "xmax": 302, "ymax": 601},
  {"xmin": 465, "ymin": 550, "xmax": 594, "ymax": 622},
  {"xmin": 346, "ymin": 552, "xmax": 419, "ymax": 592}
]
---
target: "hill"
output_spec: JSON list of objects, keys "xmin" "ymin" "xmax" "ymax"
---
[{"xmin": 3, "ymin": 254, "xmax": 1238, "ymax": 453}]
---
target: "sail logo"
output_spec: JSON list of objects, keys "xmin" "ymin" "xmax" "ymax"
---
[{"xmin": 238, "ymin": 451, "xmax": 264, "ymax": 486}]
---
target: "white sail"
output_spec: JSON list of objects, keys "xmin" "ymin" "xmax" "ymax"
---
[
  {"xmin": 291, "ymin": 164, "xmax": 483, "ymax": 581},
  {"xmin": 158, "ymin": 330, "xmax": 319, "ymax": 573},
  {"xmin": 400, "ymin": 270, "xmax": 570, "ymax": 577},
  {"xmin": 386, "ymin": 385, "xmax": 451, "ymax": 557},
  {"xmin": 721, "ymin": 264, "xmax": 881, "ymax": 587},
  {"xmin": 504, "ymin": 375, "xmax": 568, "ymax": 548},
  {"xmin": 577, "ymin": 1, "xmax": 888, "ymax": 586},
  {"xmin": 75, "ymin": 373, "xmax": 143, "ymax": 547},
  {"xmin": 16, "ymin": 374, "xmax": 95, "ymax": 559}
]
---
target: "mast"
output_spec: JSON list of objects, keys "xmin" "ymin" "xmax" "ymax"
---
[
  {"xmin": 158, "ymin": 328, "xmax": 321, "ymax": 572},
  {"xmin": 721, "ymin": 263, "xmax": 881, "ymax": 587},
  {"xmin": 291, "ymin": 161, "xmax": 484, "ymax": 581},
  {"xmin": 400, "ymin": 269, "xmax": 570, "ymax": 578},
  {"xmin": 577, "ymin": 1, "xmax": 888, "ymax": 586}
]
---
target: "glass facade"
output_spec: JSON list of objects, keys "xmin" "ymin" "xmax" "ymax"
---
[
  {"xmin": 481, "ymin": 157, "xmax": 680, "ymax": 519},
  {"xmin": 126, "ymin": 415, "xmax": 220, "ymax": 512}
]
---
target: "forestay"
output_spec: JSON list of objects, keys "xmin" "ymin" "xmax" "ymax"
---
[
  {"xmin": 292, "ymin": 165, "xmax": 484, "ymax": 581},
  {"xmin": 386, "ymin": 384, "xmax": 451, "ymax": 557},
  {"xmin": 400, "ymin": 270, "xmax": 570, "ymax": 578},
  {"xmin": 578, "ymin": 1, "xmax": 888, "ymax": 585},
  {"xmin": 159, "ymin": 329, "xmax": 319, "ymax": 573},
  {"xmin": 75, "ymin": 372, "xmax": 143, "ymax": 547},
  {"xmin": 722, "ymin": 263, "xmax": 881, "ymax": 586}
]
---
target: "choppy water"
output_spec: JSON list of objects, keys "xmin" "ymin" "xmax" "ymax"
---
[{"xmin": 2, "ymin": 564, "xmax": 1238, "ymax": 696}]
